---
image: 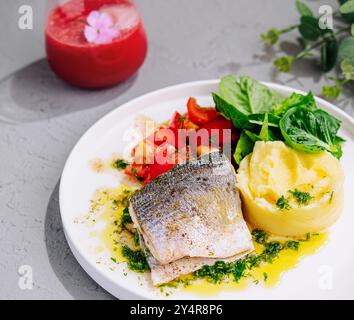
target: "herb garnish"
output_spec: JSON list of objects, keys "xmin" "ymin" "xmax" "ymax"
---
[
  {"xmin": 329, "ymin": 191, "xmax": 334, "ymax": 204},
  {"xmin": 131, "ymin": 167, "xmax": 145, "ymax": 182},
  {"xmin": 276, "ymin": 195, "xmax": 291, "ymax": 210},
  {"xmin": 121, "ymin": 207, "xmax": 133, "ymax": 229},
  {"xmin": 112, "ymin": 189, "xmax": 134, "ymax": 209},
  {"xmin": 289, "ymin": 189, "xmax": 312, "ymax": 206},
  {"xmin": 263, "ymin": 272, "xmax": 269, "ymax": 282},
  {"xmin": 252, "ymin": 229, "xmax": 268, "ymax": 244},
  {"xmin": 133, "ymin": 229, "xmax": 140, "ymax": 247},
  {"xmin": 284, "ymin": 240, "xmax": 300, "ymax": 251},
  {"xmin": 193, "ymin": 230, "xmax": 304, "ymax": 284},
  {"xmin": 122, "ymin": 245, "xmax": 150, "ymax": 272},
  {"xmin": 113, "ymin": 159, "xmax": 129, "ymax": 170}
]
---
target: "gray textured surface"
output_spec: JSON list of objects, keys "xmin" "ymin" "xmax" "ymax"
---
[{"xmin": 0, "ymin": 0, "xmax": 353, "ymax": 300}]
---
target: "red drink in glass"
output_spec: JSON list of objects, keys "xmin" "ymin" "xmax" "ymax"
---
[{"xmin": 45, "ymin": 0, "xmax": 147, "ymax": 89}]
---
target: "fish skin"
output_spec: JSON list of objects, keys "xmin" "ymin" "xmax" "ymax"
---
[{"xmin": 130, "ymin": 151, "xmax": 253, "ymax": 266}]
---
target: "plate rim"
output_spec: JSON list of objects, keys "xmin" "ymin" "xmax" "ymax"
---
[{"xmin": 59, "ymin": 79, "xmax": 354, "ymax": 300}]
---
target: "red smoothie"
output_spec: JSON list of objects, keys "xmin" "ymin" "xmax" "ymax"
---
[{"xmin": 45, "ymin": 0, "xmax": 147, "ymax": 88}]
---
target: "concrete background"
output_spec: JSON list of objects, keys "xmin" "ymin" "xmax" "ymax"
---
[{"xmin": 0, "ymin": 0, "xmax": 353, "ymax": 299}]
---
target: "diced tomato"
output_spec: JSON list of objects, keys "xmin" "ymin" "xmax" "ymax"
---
[
  {"xmin": 182, "ymin": 116, "xmax": 199, "ymax": 130},
  {"xmin": 169, "ymin": 112, "xmax": 199, "ymax": 130},
  {"xmin": 187, "ymin": 97, "xmax": 219, "ymax": 125},
  {"xmin": 147, "ymin": 162, "xmax": 175, "ymax": 183},
  {"xmin": 198, "ymin": 119, "xmax": 234, "ymax": 145},
  {"xmin": 125, "ymin": 102, "xmax": 240, "ymax": 185},
  {"xmin": 147, "ymin": 127, "xmax": 187, "ymax": 150},
  {"xmin": 125, "ymin": 164, "xmax": 149, "ymax": 180},
  {"xmin": 169, "ymin": 112, "xmax": 184, "ymax": 129},
  {"xmin": 144, "ymin": 144, "xmax": 187, "ymax": 183}
]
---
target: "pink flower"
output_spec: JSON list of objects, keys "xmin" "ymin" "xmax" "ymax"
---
[{"xmin": 84, "ymin": 11, "xmax": 120, "ymax": 45}]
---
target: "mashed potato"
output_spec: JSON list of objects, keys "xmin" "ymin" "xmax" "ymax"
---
[{"xmin": 237, "ymin": 141, "xmax": 344, "ymax": 236}]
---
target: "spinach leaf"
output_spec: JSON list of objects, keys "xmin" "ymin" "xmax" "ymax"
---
[
  {"xmin": 234, "ymin": 114, "xmax": 276, "ymax": 165},
  {"xmin": 279, "ymin": 106, "xmax": 344, "ymax": 158},
  {"xmin": 218, "ymin": 75, "xmax": 281, "ymax": 115},
  {"xmin": 273, "ymin": 91, "xmax": 317, "ymax": 117},
  {"xmin": 259, "ymin": 113, "xmax": 271, "ymax": 141},
  {"xmin": 248, "ymin": 113, "xmax": 280, "ymax": 128},
  {"xmin": 234, "ymin": 131, "xmax": 255, "ymax": 165},
  {"xmin": 245, "ymin": 114, "xmax": 275, "ymax": 141},
  {"xmin": 212, "ymin": 93, "xmax": 251, "ymax": 129}
]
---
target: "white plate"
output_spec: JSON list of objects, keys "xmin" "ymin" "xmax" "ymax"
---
[{"xmin": 59, "ymin": 80, "xmax": 354, "ymax": 300}]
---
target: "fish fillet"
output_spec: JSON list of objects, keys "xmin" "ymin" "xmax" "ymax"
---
[
  {"xmin": 140, "ymin": 232, "xmax": 252, "ymax": 285},
  {"xmin": 129, "ymin": 151, "xmax": 253, "ymax": 284}
]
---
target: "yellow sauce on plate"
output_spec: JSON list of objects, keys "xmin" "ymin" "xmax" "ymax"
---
[
  {"xmin": 182, "ymin": 233, "xmax": 327, "ymax": 296},
  {"xmin": 90, "ymin": 184, "xmax": 328, "ymax": 296}
]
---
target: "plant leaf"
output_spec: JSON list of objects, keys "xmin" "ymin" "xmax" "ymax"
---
[
  {"xmin": 296, "ymin": 0, "xmax": 314, "ymax": 17},
  {"xmin": 261, "ymin": 28, "xmax": 280, "ymax": 45},
  {"xmin": 274, "ymin": 56, "xmax": 294, "ymax": 72},
  {"xmin": 234, "ymin": 131, "xmax": 254, "ymax": 165},
  {"xmin": 248, "ymin": 113, "xmax": 280, "ymax": 127},
  {"xmin": 351, "ymin": 23, "xmax": 354, "ymax": 36},
  {"xmin": 341, "ymin": 58, "xmax": 354, "ymax": 80},
  {"xmin": 298, "ymin": 16, "xmax": 322, "ymax": 41},
  {"xmin": 212, "ymin": 93, "xmax": 251, "ymax": 129},
  {"xmin": 340, "ymin": 0, "xmax": 354, "ymax": 22},
  {"xmin": 339, "ymin": 36, "xmax": 354, "ymax": 60},
  {"xmin": 279, "ymin": 106, "xmax": 343, "ymax": 158},
  {"xmin": 321, "ymin": 38, "xmax": 338, "ymax": 72},
  {"xmin": 322, "ymin": 83, "xmax": 341, "ymax": 99},
  {"xmin": 218, "ymin": 75, "xmax": 281, "ymax": 115},
  {"xmin": 272, "ymin": 91, "xmax": 317, "ymax": 117},
  {"xmin": 259, "ymin": 113, "xmax": 270, "ymax": 141}
]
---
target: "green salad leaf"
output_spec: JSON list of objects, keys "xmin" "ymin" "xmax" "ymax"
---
[
  {"xmin": 244, "ymin": 114, "xmax": 276, "ymax": 143},
  {"xmin": 248, "ymin": 113, "xmax": 280, "ymax": 127},
  {"xmin": 234, "ymin": 131, "xmax": 255, "ymax": 165},
  {"xmin": 218, "ymin": 75, "xmax": 281, "ymax": 115},
  {"xmin": 212, "ymin": 93, "xmax": 251, "ymax": 129},
  {"xmin": 233, "ymin": 114, "xmax": 276, "ymax": 165},
  {"xmin": 279, "ymin": 107, "xmax": 344, "ymax": 158},
  {"xmin": 215, "ymin": 75, "xmax": 345, "ymax": 164},
  {"xmin": 258, "ymin": 113, "xmax": 271, "ymax": 141},
  {"xmin": 273, "ymin": 91, "xmax": 316, "ymax": 117}
]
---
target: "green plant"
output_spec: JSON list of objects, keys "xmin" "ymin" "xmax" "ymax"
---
[{"xmin": 261, "ymin": 0, "xmax": 354, "ymax": 99}]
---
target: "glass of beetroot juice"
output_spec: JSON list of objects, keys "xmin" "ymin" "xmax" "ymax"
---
[{"xmin": 45, "ymin": 0, "xmax": 147, "ymax": 89}]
